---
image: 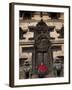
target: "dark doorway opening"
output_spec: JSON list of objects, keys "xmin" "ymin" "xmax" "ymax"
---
[
  {"xmin": 25, "ymin": 72, "xmax": 29, "ymax": 79},
  {"xmin": 57, "ymin": 69, "xmax": 61, "ymax": 77}
]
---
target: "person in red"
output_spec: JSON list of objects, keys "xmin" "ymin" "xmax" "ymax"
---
[{"xmin": 38, "ymin": 63, "xmax": 48, "ymax": 73}]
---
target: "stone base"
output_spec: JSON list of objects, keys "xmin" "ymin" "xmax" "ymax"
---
[{"xmin": 32, "ymin": 74, "xmax": 38, "ymax": 78}]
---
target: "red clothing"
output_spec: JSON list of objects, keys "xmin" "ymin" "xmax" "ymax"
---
[{"xmin": 38, "ymin": 64, "xmax": 48, "ymax": 72}]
